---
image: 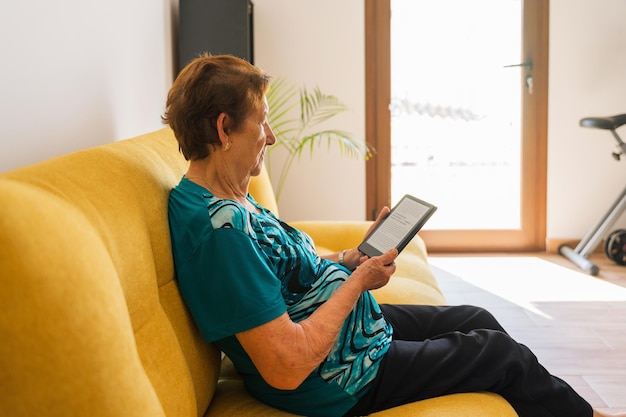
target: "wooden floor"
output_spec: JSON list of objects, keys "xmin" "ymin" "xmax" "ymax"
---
[{"xmin": 428, "ymin": 251, "xmax": 626, "ymax": 414}]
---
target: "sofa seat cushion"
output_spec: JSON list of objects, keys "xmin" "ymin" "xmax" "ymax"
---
[
  {"xmin": 207, "ymin": 381, "xmax": 516, "ymax": 417},
  {"xmin": 211, "ymin": 360, "xmax": 516, "ymax": 417},
  {"xmin": 370, "ymin": 392, "xmax": 517, "ymax": 417},
  {"xmin": 209, "ymin": 365, "xmax": 516, "ymax": 417}
]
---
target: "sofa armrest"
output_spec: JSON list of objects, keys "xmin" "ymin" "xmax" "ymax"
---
[{"xmin": 288, "ymin": 220, "xmax": 371, "ymax": 254}]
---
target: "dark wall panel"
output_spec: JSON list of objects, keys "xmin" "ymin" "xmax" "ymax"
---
[{"xmin": 179, "ymin": 0, "xmax": 253, "ymax": 73}]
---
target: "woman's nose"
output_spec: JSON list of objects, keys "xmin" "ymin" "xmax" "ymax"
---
[{"xmin": 265, "ymin": 123, "xmax": 276, "ymax": 145}]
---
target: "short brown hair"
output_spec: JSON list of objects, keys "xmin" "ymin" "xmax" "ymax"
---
[{"xmin": 162, "ymin": 54, "xmax": 271, "ymax": 160}]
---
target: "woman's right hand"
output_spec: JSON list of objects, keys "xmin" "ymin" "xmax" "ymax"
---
[{"xmin": 352, "ymin": 248, "xmax": 398, "ymax": 291}]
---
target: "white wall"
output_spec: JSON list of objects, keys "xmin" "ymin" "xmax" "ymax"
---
[
  {"xmin": 548, "ymin": 0, "xmax": 626, "ymax": 239},
  {"xmin": 253, "ymin": 0, "xmax": 365, "ymax": 222},
  {"xmin": 2, "ymin": 0, "xmax": 625, "ymax": 241},
  {"xmin": 0, "ymin": 0, "xmax": 178, "ymax": 173}
]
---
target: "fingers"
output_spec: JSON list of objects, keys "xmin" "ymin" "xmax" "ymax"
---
[
  {"xmin": 376, "ymin": 206, "xmax": 391, "ymax": 222},
  {"xmin": 358, "ymin": 247, "xmax": 398, "ymax": 268},
  {"xmin": 365, "ymin": 206, "xmax": 391, "ymax": 236},
  {"xmin": 352, "ymin": 248, "xmax": 398, "ymax": 291},
  {"xmin": 380, "ymin": 247, "xmax": 399, "ymax": 264}
]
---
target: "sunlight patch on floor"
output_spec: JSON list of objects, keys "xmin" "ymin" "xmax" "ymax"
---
[{"xmin": 428, "ymin": 256, "xmax": 626, "ymax": 315}]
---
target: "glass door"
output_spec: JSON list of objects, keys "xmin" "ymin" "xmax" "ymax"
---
[{"xmin": 365, "ymin": 0, "xmax": 548, "ymax": 251}]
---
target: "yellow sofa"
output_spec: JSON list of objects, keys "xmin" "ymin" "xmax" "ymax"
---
[{"xmin": 0, "ymin": 128, "xmax": 517, "ymax": 417}]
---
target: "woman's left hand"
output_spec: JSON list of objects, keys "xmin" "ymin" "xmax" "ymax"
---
[
  {"xmin": 367, "ymin": 206, "xmax": 390, "ymax": 236},
  {"xmin": 346, "ymin": 206, "xmax": 391, "ymax": 269},
  {"xmin": 328, "ymin": 207, "xmax": 392, "ymax": 270}
]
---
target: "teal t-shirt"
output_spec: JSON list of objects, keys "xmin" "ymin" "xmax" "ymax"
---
[{"xmin": 168, "ymin": 177, "xmax": 392, "ymax": 417}]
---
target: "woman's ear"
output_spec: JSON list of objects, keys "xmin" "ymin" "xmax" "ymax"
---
[
  {"xmin": 216, "ymin": 112, "xmax": 231, "ymax": 148},
  {"xmin": 217, "ymin": 113, "xmax": 231, "ymax": 151}
]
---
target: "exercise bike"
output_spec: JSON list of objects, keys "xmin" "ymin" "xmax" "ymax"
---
[{"xmin": 559, "ymin": 113, "xmax": 626, "ymax": 276}]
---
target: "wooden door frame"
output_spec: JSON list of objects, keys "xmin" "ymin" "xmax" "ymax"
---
[
  {"xmin": 365, "ymin": 0, "xmax": 392, "ymax": 221},
  {"xmin": 365, "ymin": 0, "xmax": 548, "ymax": 252}
]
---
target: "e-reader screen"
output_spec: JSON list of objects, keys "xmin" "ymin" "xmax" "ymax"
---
[{"xmin": 358, "ymin": 194, "xmax": 437, "ymax": 258}]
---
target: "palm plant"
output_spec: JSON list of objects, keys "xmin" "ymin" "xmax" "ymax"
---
[{"xmin": 266, "ymin": 77, "xmax": 373, "ymax": 201}]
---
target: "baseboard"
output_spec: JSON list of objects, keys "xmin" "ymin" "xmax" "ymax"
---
[
  {"xmin": 545, "ymin": 238, "xmax": 605, "ymax": 254},
  {"xmin": 546, "ymin": 239, "xmax": 576, "ymax": 254}
]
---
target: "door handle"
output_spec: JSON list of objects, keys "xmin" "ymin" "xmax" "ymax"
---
[
  {"xmin": 504, "ymin": 60, "xmax": 533, "ymax": 70},
  {"xmin": 504, "ymin": 60, "xmax": 534, "ymax": 94}
]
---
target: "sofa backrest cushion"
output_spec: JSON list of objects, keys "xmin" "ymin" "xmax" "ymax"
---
[
  {"xmin": 248, "ymin": 163, "xmax": 279, "ymax": 216},
  {"xmin": 0, "ymin": 128, "xmax": 221, "ymax": 417}
]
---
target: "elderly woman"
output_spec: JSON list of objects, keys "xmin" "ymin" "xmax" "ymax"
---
[{"xmin": 164, "ymin": 54, "xmax": 618, "ymax": 417}]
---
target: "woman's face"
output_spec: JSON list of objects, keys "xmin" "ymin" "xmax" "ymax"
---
[{"xmin": 229, "ymin": 97, "xmax": 276, "ymax": 177}]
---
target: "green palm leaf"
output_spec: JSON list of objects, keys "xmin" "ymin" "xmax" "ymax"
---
[{"xmin": 266, "ymin": 77, "xmax": 373, "ymax": 201}]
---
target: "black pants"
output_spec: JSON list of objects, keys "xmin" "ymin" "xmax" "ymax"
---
[{"xmin": 345, "ymin": 304, "xmax": 592, "ymax": 417}]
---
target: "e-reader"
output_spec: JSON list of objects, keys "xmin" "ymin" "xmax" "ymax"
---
[{"xmin": 358, "ymin": 194, "xmax": 437, "ymax": 258}]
